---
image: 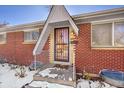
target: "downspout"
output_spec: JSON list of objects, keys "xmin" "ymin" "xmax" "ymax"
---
[
  {"xmin": 34, "ymin": 54, "xmax": 37, "ymax": 71},
  {"xmin": 73, "ymin": 59, "xmax": 76, "ymax": 87},
  {"xmin": 73, "ymin": 47, "xmax": 76, "ymax": 87},
  {"xmin": 71, "ymin": 36, "xmax": 76, "ymax": 87}
]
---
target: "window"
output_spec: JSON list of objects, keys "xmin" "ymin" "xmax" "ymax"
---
[
  {"xmin": 0, "ymin": 33, "xmax": 6, "ymax": 44},
  {"xmin": 92, "ymin": 23, "xmax": 112, "ymax": 47},
  {"xmin": 92, "ymin": 21, "xmax": 124, "ymax": 48},
  {"xmin": 114, "ymin": 22, "xmax": 124, "ymax": 47},
  {"xmin": 24, "ymin": 30, "xmax": 39, "ymax": 42}
]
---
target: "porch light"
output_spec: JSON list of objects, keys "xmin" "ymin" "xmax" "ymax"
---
[{"xmin": 70, "ymin": 31, "xmax": 78, "ymax": 44}]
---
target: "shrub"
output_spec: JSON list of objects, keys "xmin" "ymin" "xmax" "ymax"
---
[{"xmin": 0, "ymin": 56, "xmax": 8, "ymax": 64}]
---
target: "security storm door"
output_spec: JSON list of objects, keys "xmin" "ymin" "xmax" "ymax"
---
[{"xmin": 54, "ymin": 27, "xmax": 69, "ymax": 62}]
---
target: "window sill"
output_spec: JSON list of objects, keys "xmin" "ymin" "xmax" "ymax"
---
[
  {"xmin": 22, "ymin": 41, "xmax": 37, "ymax": 44},
  {"xmin": 0, "ymin": 42, "xmax": 6, "ymax": 44},
  {"xmin": 91, "ymin": 47, "xmax": 124, "ymax": 50}
]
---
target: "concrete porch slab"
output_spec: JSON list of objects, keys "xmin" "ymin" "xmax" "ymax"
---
[{"xmin": 33, "ymin": 64, "xmax": 76, "ymax": 87}]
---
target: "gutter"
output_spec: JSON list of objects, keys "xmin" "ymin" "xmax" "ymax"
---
[{"xmin": 72, "ymin": 7, "xmax": 124, "ymax": 20}]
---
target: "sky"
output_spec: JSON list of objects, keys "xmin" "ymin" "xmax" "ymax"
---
[{"xmin": 0, "ymin": 5, "xmax": 124, "ymax": 25}]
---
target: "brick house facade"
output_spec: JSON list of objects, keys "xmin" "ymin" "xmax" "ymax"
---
[
  {"xmin": 0, "ymin": 31, "xmax": 50, "ymax": 65},
  {"xmin": 0, "ymin": 6, "xmax": 124, "ymax": 74},
  {"xmin": 75, "ymin": 23, "xmax": 124, "ymax": 73}
]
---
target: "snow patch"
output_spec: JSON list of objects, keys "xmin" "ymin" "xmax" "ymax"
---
[
  {"xmin": 39, "ymin": 68, "xmax": 58, "ymax": 78},
  {"xmin": 0, "ymin": 63, "xmax": 36, "ymax": 88},
  {"xmin": 29, "ymin": 81, "xmax": 73, "ymax": 88},
  {"xmin": 77, "ymin": 79, "xmax": 90, "ymax": 88},
  {"xmin": 77, "ymin": 79, "xmax": 116, "ymax": 88}
]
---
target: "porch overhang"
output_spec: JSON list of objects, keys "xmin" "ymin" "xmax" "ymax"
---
[{"xmin": 33, "ymin": 5, "xmax": 79, "ymax": 55}]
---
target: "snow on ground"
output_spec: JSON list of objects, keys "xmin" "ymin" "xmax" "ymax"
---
[
  {"xmin": 0, "ymin": 63, "xmax": 73, "ymax": 88},
  {"xmin": 0, "ymin": 63, "xmax": 36, "ymax": 88},
  {"xmin": 39, "ymin": 68, "xmax": 58, "ymax": 78},
  {"xmin": 77, "ymin": 79, "xmax": 116, "ymax": 88},
  {"xmin": 29, "ymin": 81, "xmax": 73, "ymax": 88},
  {"xmin": 0, "ymin": 63, "xmax": 117, "ymax": 88}
]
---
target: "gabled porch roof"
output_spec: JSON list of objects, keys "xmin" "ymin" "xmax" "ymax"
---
[{"xmin": 33, "ymin": 5, "xmax": 79, "ymax": 55}]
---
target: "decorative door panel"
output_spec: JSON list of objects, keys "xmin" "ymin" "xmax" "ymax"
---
[{"xmin": 54, "ymin": 27, "xmax": 69, "ymax": 62}]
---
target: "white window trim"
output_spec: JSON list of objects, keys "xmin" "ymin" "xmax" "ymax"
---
[
  {"xmin": 91, "ymin": 18, "xmax": 124, "ymax": 25},
  {"xmin": 91, "ymin": 19, "xmax": 124, "ymax": 48},
  {"xmin": 23, "ymin": 28, "xmax": 39, "ymax": 32},
  {"xmin": 23, "ymin": 28, "xmax": 39, "ymax": 44},
  {"xmin": 112, "ymin": 21, "xmax": 115, "ymax": 47},
  {"xmin": 0, "ymin": 32, "xmax": 6, "ymax": 44}
]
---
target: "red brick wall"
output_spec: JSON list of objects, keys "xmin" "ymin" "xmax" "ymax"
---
[
  {"xmin": 75, "ymin": 23, "xmax": 124, "ymax": 74},
  {"xmin": 0, "ymin": 24, "xmax": 124, "ymax": 73},
  {"xmin": 0, "ymin": 31, "xmax": 49, "ymax": 65},
  {"xmin": 36, "ymin": 38, "xmax": 50, "ymax": 64}
]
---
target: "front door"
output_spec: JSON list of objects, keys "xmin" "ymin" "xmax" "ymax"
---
[{"xmin": 54, "ymin": 27, "xmax": 69, "ymax": 62}]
